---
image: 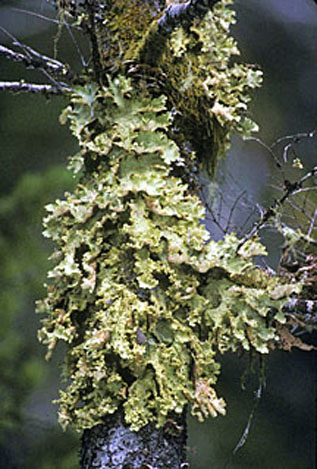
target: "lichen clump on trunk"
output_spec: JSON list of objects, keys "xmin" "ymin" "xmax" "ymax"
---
[{"xmin": 37, "ymin": 0, "xmax": 298, "ymax": 431}]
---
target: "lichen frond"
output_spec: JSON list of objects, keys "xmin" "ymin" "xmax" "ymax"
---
[{"xmin": 38, "ymin": 73, "xmax": 297, "ymax": 431}]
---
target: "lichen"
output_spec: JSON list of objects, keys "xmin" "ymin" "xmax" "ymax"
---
[
  {"xmin": 37, "ymin": 0, "xmax": 297, "ymax": 432},
  {"xmin": 148, "ymin": 0, "xmax": 263, "ymax": 175}
]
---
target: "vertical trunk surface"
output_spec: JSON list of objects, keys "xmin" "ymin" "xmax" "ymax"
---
[{"xmin": 80, "ymin": 409, "xmax": 188, "ymax": 468}]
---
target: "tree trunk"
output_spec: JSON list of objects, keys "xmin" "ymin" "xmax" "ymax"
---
[{"xmin": 80, "ymin": 409, "xmax": 188, "ymax": 468}]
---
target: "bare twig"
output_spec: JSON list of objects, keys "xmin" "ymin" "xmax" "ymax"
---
[
  {"xmin": 64, "ymin": 20, "xmax": 87, "ymax": 68},
  {"xmin": 271, "ymin": 129, "xmax": 317, "ymax": 151},
  {"xmin": 244, "ymin": 136, "xmax": 283, "ymax": 170},
  {"xmin": 307, "ymin": 209, "xmax": 317, "ymax": 239},
  {"xmin": 237, "ymin": 166, "xmax": 317, "ymax": 251},
  {"xmin": 0, "ymin": 80, "xmax": 69, "ymax": 95},
  {"xmin": 239, "ymin": 205, "xmax": 261, "ymax": 235},
  {"xmin": 231, "ymin": 376, "xmax": 265, "ymax": 457},
  {"xmin": 292, "ymin": 186, "xmax": 317, "ymax": 196},
  {"xmin": 0, "ymin": 26, "xmax": 72, "ymax": 78},
  {"xmin": 200, "ymin": 188, "xmax": 226, "ymax": 234},
  {"xmin": 0, "ymin": 44, "xmax": 29, "ymax": 64},
  {"xmin": 224, "ymin": 190, "xmax": 246, "ymax": 234},
  {"xmin": 0, "ymin": 44, "xmax": 70, "ymax": 78},
  {"xmin": 11, "ymin": 7, "xmax": 80, "ymax": 29},
  {"xmin": 11, "ymin": 6, "xmax": 86, "ymax": 68}
]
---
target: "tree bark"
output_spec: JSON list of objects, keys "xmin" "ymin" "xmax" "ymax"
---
[{"xmin": 80, "ymin": 409, "xmax": 188, "ymax": 468}]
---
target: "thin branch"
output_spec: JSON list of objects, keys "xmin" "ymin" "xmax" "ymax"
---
[
  {"xmin": 224, "ymin": 190, "xmax": 246, "ymax": 234},
  {"xmin": 12, "ymin": 6, "xmax": 86, "ymax": 68},
  {"xmin": 232, "ymin": 378, "xmax": 265, "ymax": 456},
  {"xmin": 292, "ymin": 186, "xmax": 317, "ymax": 196},
  {"xmin": 237, "ymin": 166, "xmax": 317, "ymax": 251},
  {"xmin": 64, "ymin": 19, "xmax": 87, "ymax": 68},
  {"xmin": 0, "ymin": 80, "xmax": 69, "ymax": 95},
  {"xmin": 271, "ymin": 129, "xmax": 317, "ymax": 151},
  {"xmin": 307, "ymin": 209, "xmax": 317, "ymax": 239},
  {"xmin": 282, "ymin": 142, "xmax": 293, "ymax": 163},
  {"xmin": 0, "ymin": 44, "xmax": 69, "ymax": 78},
  {"xmin": 200, "ymin": 187, "xmax": 226, "ymax": 235},
  {"xmin": 0, "ymin": 26, "xmax": 73, "ymax": 80},
  {"xmin": 11, "ymin": 7, "xmax": 80, "ymax": 29},
  {"xmin": 0, "ymin": 44, "xmax": 28, "ymax": 64},
  {"xmin": 239, "ymin": 205, "xmax": 261, "ymax": 235},
  {"xmin": 244, "ymin": 136, "xmax": 283, "ymax": 170}
]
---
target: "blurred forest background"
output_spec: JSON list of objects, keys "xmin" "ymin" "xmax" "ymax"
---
[{"xmin": 0, "ymin": 0, "xmax": 316, "ymax": 468}]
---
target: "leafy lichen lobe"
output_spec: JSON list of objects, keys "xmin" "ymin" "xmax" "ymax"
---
[{"xmin": 38, "ymin": 0, "xmax": 296, "ymax": 431}]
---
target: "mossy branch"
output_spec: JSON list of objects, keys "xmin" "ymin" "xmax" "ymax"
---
[{"xmin": 128, "ymin": 0, "xmax": 222, "ymax": 66}]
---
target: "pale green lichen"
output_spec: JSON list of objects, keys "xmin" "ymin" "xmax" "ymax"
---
[
  {"xmin": 37, "ymin": 1, "xmax": 297, "ymax": 432},
  {"xmin": 170, "ymin": 3, "xmax": 262, "ymax": 133},
  {"xmin": 161, "ymin": 1, "xmax": 263, "ymax": 175}
]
